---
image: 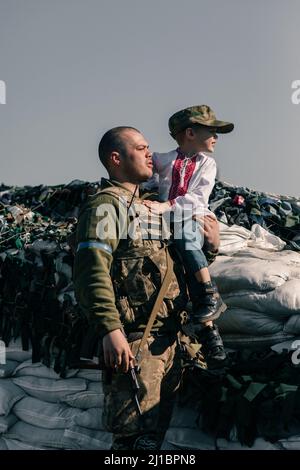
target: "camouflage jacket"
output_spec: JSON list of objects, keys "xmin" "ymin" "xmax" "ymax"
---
[{"xmin": 73, "ymin": 178, "xmax": 189, "ymax": 339}]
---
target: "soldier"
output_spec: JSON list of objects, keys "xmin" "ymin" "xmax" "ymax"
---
[{"xmin": 73, "ymin": 126, "xmax": 220, "ymax": 450}]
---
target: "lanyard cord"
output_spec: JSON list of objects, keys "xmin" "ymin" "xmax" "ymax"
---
[{"xmin": 127, "ymin": 185, "xmax": 139, "ymax": 213}]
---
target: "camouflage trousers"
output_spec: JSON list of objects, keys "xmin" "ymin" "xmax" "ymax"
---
[{"xmin": 102, "ymin": 332, "xmax": 183, "ymax": 449}]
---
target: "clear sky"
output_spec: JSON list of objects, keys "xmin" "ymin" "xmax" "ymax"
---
[{"xmin": 0, "ymin": 0, "xmax": 300, "ymax": 196}]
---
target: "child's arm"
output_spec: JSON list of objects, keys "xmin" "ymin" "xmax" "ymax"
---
[
  {"xmin": 143, "ymin": 155, "xmax": 217, "ymax": 216},
  {"xmin": 143, "ymin": 199, "xmax": 171, "ymax": 214}
]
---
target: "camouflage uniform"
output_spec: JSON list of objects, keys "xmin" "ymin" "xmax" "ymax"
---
[
  {"xmin": 74, "ymin": 178, "xmax": 192, "ymax": 449},
  {"xmin": 102, "ymin": 334, "xmax": 183, "ymax": 449}
]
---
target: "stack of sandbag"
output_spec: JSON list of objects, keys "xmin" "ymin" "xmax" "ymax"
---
[
  {"xmin": 211, "ymin": 223, "xmax": 300, "ymax": 346},
  {"xmin": 161, "ymin": 404, "xmax": 282, "ymax": 450},
  {"xmin": 162, "ymin": 347, "xmax": 300, "ymax": 451},
  {"xmin": 162, "ymin": 403, "xmax": 300, "ymax": 450},
  {"xmin": 0, "ymin": 343, "xmax": 112, "ymax": 450}
]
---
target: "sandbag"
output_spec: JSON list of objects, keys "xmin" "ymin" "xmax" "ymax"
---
[
  {"xmin": 73, "ymin": 408, "xmax": 104, "ymax": 430},
  {"xmin": 2, "ymin": 438, "xmax": 47, "ymax": 450},
  {"xmin": 0, "ymin": 379, "xmax": 25, "ymax": 416},
  {"xmin": 63, "ymin": 425, "xmax": 112, "ymax": 450},
  {"xmin": 223, "ymin": 279, "xmax": 300, "ymax": 318},
  {"xmin": 218, "ymin": 223, "xmax": 286, "ymax": 256},
  {"xmin": 210, "ymin": 256, "xmax": 290, "ymax": 293},
  {"xmin": 283, "ymin": 315, "xmax": 300, "ymax": 335},
  {"xmin": 60, "ymin": 381, "xmax": 104, "ymax": 409},
  {"xmin": 12, "ymin": 376, "xmax": 86, "ymax": 403},
  {"xmin": 13, "ymin": 360, "xmax": 78, "ymax": 379},
  {"xmin": 0, "ymin": 361, "xmax": 19, "ymax": 378},
  {"xmin": 0, "ymin": 438, "xmax": 8, "ymax": 449},
  {"xmin": 216, "ymin": 308, "xmax": 284, "ymax": 335},
  {"xmin": 0, "ymin": 414, "xmax": 18, "ymax": 433},
  {"xmin": 13, "ymin": 396, "xmax": 81, "ymax": 429},
  {"xmin": 3, "ymin": 421, "xmax": 78, "ymax": 449}
]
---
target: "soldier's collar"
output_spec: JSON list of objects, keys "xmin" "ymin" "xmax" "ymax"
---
[{"xmin": 100, "ymin": 177, "xmax": 137, "ymax": 196}]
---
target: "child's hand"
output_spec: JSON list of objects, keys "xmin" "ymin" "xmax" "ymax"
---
[{"xmin": 143, "ymin": 200, "xmax": 171, "ymax": 214}]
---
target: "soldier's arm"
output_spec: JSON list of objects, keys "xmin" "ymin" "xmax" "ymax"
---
[
  {"xmin": 73, "ymin": 195, "xmax": 133, "ymax": 370},
  {"xmin": 203, "ymin": 214, "xmax": 220, "ymax": 264}
]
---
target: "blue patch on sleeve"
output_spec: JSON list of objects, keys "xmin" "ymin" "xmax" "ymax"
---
[{"xmin": 76, "ymin": 241, "xmax": 112, "ymax": 255}]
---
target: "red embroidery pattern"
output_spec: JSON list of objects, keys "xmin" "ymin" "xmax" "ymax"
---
[
  {"xmin": 168, "ymin": 149, "xmax": 184, "ymax": 201},
  {"xmin": 168, "ymin": 149, "xmax": 198, "ymax": 201}
]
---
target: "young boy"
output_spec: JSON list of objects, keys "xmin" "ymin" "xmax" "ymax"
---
[{"xmin": 143, "ymin": 105, "xmax": 234, "ymax": 367}]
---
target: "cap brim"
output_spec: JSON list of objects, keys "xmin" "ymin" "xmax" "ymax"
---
[
  {"xmin": 207, "ymin": 120, "xmax": 234, "ymax": 134},
  {"xmin": 170, "ymin": 119, "xmax": 234, "ymax": 137}
]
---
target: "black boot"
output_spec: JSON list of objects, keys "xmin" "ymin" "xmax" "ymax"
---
[
  {"xmin": 191, "ymin": 281, "xmax": 227, "ymax": 323},
  {"xmin": 182, "ymin": 282, "xmax": 226, "ymax": 337},
  {"xmin": 197, "ymin": 324, "xmax": 227, "ymax": 369}
]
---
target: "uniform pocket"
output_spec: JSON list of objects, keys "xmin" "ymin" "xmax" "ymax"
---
[{"xmin": 116, "ymin": 258, "xmax": 157, "ymax": 307}]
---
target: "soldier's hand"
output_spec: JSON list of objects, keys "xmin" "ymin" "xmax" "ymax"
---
[
  {"xmin": 102, "ymin": 329, "xmax": 135, "ymax": 373},
  {"xmin": 203, "ymin": 215, "xmax": 220, "ymax": 252}
]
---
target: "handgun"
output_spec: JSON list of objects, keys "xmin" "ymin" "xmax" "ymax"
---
[{"xmin": 129, "ymin": 364, "xmax": 142, "ymax": 416}]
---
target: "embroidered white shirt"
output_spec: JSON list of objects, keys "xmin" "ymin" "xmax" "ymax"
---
[{"xmin": 143, "ymin": 149, "xmax": 217, "ymax": 220}]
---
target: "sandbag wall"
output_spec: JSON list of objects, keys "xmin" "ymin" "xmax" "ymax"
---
[
  {"xmin": 0, "ymin": 347, "xmax": 111, "ymax": 450},
  {"xmin": 161, "ymin": 348, "xmax": 300, "ymax": 450},
  {"xmin": 1, "ymin": 179, "xmax": 300, "ymax": 450},
  {"xmin": 1, "ymin": 179, "xmax": 299, "ymax": 360},
  {"xmin": 213, "ymin": 247, "xmax": 300, "ymax": 344}
]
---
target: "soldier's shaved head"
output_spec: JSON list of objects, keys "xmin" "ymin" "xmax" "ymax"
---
[{"xmin": 98, "ymin": 126, "xmax": 140, "ymax": 171}]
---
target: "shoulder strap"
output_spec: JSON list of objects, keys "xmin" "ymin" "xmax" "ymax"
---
[
  {"xmin": 99, "ymin": 186, "xmax": 143, "ymax": 212},
  {"xmin": 98, "ymin": 186, "xmax": 132, "ymax": 203},
  {"xmin": 135, "ymin": 248, "xmax": 174, "ymax": 362}
]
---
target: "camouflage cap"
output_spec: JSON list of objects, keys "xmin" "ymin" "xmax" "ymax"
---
[{"xmin": 168, "ymin": 105, "xmax": 234, "ymax": 138}]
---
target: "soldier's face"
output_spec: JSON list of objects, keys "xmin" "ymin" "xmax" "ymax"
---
[{"xmin": 120, "ymin": 130, "xmax": 153, "ymax": 183}]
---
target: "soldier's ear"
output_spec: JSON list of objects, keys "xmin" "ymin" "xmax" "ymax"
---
[{"xmin": 111, "ymin": 151, "xmax": 121, "ymax": 167}]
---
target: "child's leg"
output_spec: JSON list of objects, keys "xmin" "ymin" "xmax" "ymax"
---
[
  {"xmin": 173, "ymin": 218, "xmax": 226, "ymax": 322},
  {"xmin": 174, "ymin": 218, "xmax": 227, "ymax": 368},
  {"xmin": 173, "ymin": 216, "xmax": 208, "ymax": 294},
  {"xmin": 195, "ymin": 267, "xmax": 211, "ymax": 283}
]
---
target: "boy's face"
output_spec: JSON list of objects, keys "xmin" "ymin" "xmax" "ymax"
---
[{"xmin": 191, "ymin": 126, "xmax": 218, "ymax": 153}]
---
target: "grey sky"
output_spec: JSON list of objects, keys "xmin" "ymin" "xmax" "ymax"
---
[{"xmin": 0, "ymin": 0, "xmax": 300, "ymax": 196}]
